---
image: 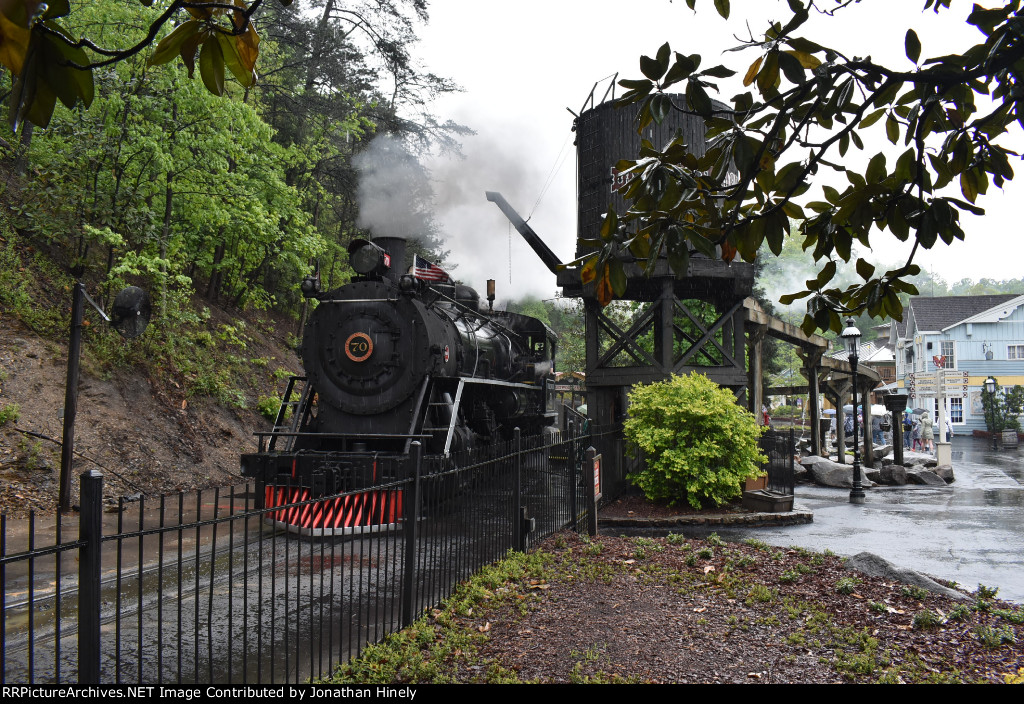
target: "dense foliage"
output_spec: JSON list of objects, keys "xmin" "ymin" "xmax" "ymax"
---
[
  {"xmin": 577, "ymin": 0, "xmax": 1024, "ymax": 336},
  {"xmin": 624, "ymin": 373, "xmax": 766, "ymax": 509},
  {"xmin": 0, "ymin": 1, "xmax": 459, "ymax": 406}
]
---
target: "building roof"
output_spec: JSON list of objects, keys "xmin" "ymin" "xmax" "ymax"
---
[{"xmin": 906, "ymin": 294, "xmax": 1020, "ymax": 333}]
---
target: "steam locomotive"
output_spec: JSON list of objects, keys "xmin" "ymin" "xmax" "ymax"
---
[{"xmin": 240, "ymin": 236, "xmax": 559, "ymax": 535}]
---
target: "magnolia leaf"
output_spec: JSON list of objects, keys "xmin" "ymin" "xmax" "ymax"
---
[
  {"xmin": 905, "ymin": 28, "xmax": 921, "ymax": 64},
  {"xmin": 628, "ymin": 233, "xmax": 651, "ymax": 260},
  {"xmin": 179, "ymin": 32, "xmax": 204, "ymax": 77},
  {"xmin": 581, "ymin": 256, "xmax": 598, "ymax": 285},
  {"xmin": 885, "ymin": 114, "xmax": 899, "ymax": 144},
  {"xmin": 785, "ymin": 49, "xmax": 821, "ymax": 69},
  {"xmin": 651, "ymin": 93, "xmax": 671, "ymax": 125},
  {"xmin": 231, "ymin": 0, "xmax": 260, "ymax": 70},
  {"xmin": 600, "ymin": 206, "xmax": 618, "ymax": 241},
  {"xmin": 714, "ymin": 0, "xmax": 730, "ymax": 19},
  {"xmin": 777, "ymin": 49, "xmax": 805, "ymax": 85},
  {"xmin": 664, "ymin": 52, "xmax": 697, "ymax": 85},
  {"xmin": 609, "ymin": 258, "xmax": 627, "ymax": 297},
  {"xmin": 0, "ymin": 10, "xmax": 31, "ymax": 75},
  {"xmin": 199, "ymin": 38, "xmax": 225, "ymax": 96},
  {"xmin": 25, "ymin": 65, "xmax": 56, "ymax": 128},
  {"xmin": 856, "ymin": 258, "xmax": 875, "ymax": 281},
  {"xmin": 149, "ymin": 20, "xmax": 200, "ymax": 67},
  {"xmin": 217, "ymin": 31, "xmax": 254, "ymax": 87},
  {"xmin": 778, "ymin": 290, "xmax": 812, "ymax": 305},
  {"xmin": 44, "ymin": 21, "xmax": 94, "ymax": 106},
  {"xmin": 720, "ymin": 240, "xmax": 737, "ymax": 263},
  {"xmin": 743, "ymin": 55, "xmax": 763, "ymax": 87},
  {"xmin": 687, "ymin": 79, "xmax": 713, "ymax": 117},
  {"xmin": 960, "ymin": 169, "xmax": 979, "ymax": 203},
  {"xmin": 640, "ymin": 53, "xmax": 664, "ymax": 81},
  {"xmin": 702, "ymin": 64, "xmax": 736, "ymax": 78},
  {"xmin": 596, "ymin": 266, "xmax": 614, "ymax": 307}
]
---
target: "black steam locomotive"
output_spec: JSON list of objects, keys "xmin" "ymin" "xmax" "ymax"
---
[{"xmin": 241, "ymin": 236, "xmax": 558, "ymax": 535}]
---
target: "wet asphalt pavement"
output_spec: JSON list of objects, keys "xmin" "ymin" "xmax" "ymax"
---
[{"xmin": 687, "ymin": 436, "xmax": 1024, "ymax": 603}]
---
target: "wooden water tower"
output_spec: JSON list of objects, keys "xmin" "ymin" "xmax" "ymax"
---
[
  {"xmin": 488, "ymin": 92, "xmax": 755, "ymax": 495},
  {"xmin": 565, "ymin": 95, "xmax": 755, "ymax": 428}
]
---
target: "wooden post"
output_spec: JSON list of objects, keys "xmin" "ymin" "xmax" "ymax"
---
[{"xmin": 804, "ymin": 350, "xmax": 822, "ymax": 457}]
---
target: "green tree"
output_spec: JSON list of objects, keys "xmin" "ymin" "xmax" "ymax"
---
[
  {"xmin": 982, "ymin": 380, "xmax": 1024, "ymax": 433},
  {"xmin": 578, "ymin": 0, "xmax": 1023, "ymax": 337}
]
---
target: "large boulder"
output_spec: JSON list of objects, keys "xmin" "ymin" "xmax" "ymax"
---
[
  {"xmin": 905, "ymin": 467, "xmax": 947, "ymax": 485},
  {"xmin": 932, "ymin": 464, "xmax": 955, "ymax": 483},
  {"xmin": 879, "ymin": 464, "xmax": 908, "ymax": 485},
  {"xmin": 845, "ymin": 552, "xmax": 969, "ymax": 601},
  {"xmin": 800, "ymin": 455, "xmax": 876, "ymax": 488},
  {"xmin": 901, "ymin": 449, "xmax": 936, "ymax": 466}
]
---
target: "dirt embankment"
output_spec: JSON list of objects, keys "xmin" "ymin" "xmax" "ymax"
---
[{"xmin": 0, "ymin": 309, "xmax": 301, "ymax": 517}]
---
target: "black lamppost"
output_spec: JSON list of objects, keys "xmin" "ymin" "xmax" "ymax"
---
[
  {"xmin": 985, "ymin": 375, "xmax": 998, "ymax": 451},
  {"xmin": 842, "ymin": 317, "xmax": 865, "ymax": 505}
]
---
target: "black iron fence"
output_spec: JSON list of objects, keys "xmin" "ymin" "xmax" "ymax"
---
[{"xmin": 1, "ymin": 425, "xmax": 612, "ymax": 685}]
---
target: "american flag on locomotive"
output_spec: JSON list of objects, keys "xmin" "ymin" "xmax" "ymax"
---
[{"xmin": 412, "ymin": 254, "xmax": 451, "ymax": 282}]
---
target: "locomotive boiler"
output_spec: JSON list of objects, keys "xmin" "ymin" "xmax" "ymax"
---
[{"xmin": 241, "ymin": 236, "xmax": 558, "ymax": 535}]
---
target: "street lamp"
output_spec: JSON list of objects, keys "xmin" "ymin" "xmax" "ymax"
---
[
  {"xmin": 985, "ymin": 376, "xmax": 998, "ymax": 451},
  {"xmin": 841, "ymin": 317, "xmax": 865, "ymax": 504}
]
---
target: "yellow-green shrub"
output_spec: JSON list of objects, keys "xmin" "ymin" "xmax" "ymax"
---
[{"xmin": 624, "ymin": 373, "xmax": 766, "ymax": 509}]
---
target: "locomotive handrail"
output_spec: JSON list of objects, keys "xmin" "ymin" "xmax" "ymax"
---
[
  {"xmin": 426, "ymin": 284, "xmax": 526, "ymax": 342},
  {"xmin": 254, "ymin": 432, "xmax": 433, "ymax": 439},
  {"xmin": 313, "ymin": 297, "xmax": 399, "ymax": 303}
]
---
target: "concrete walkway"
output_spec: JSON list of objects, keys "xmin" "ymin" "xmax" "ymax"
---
[{"xmin": 647, "ymin": 436, "xmax": 1024, "ymax": 603}]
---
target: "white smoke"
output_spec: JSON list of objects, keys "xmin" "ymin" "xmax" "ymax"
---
[
  {"xmin": 354, "ymin": 135, "xmax": 436, "ymax": 239},
  {"xmin": 354, "ymin": 125, "xmax": 575, "ymax": 300}
]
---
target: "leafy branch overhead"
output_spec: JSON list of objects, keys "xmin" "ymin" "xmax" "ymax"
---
[
  {"xmin": 585, "ymin": 0, "xmax": 1022, "ymax": 335},
  {"xmin": 0, "ymin": 0, "xmax": 284, "ymax": 129}
]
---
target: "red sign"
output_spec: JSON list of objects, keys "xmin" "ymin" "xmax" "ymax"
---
[
  {"xmin": 593, "ymin": 453, "xmax": 602, "ymax": 501},
  {"xmin": 610, "ymin": 167, "xmax": 635, "ymax": 193}
]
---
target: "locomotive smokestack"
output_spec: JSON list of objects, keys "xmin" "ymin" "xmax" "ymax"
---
[{"xmin": 372, "ymin": 236, "xmax": 408, "ymax": 283}]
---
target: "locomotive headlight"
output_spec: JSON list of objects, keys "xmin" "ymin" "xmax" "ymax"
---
[{"xmin": 348, "ymin": 239, "xmax": 391, "ymax": 276}]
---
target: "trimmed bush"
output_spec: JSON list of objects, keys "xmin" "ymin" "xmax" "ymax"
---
[{"xmin": 624, "ymin": 373, "xmax": 766, "ymax": 509}]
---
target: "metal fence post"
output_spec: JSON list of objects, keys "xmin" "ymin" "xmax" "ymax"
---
[
  {"xmin": 584, "ymin": 446, "xmax": 598, "ymax": 536},
  {"xmin": 400, "ymin": 441, "xmax": 422, "ymax": 628},
  {"xmin": 513, "ymin": 427, "xmax": 522, "ymax": 551},
  {"xmin": 568, "ymin": 421, "xmax": 577, "ymax": 531},
  {"xmin": 79, "ymin": 470, "xmax": 103, "ymax": 683}
]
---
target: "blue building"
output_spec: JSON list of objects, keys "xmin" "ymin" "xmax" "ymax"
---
[{"xmin": 891, "ymin": 294, "xmax": 1024, "ymax": 432}]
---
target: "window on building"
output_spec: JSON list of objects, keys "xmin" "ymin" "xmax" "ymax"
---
[
  {"xmin": 1008, "ymin": 344, "xmax": 1024, "ymax": 360},
  {"xmin": 941, "ymin": 340, "xmax": 955, "ymax": 368},
  {"xmin": 950, "ymin": 397, "xmax": 963, "ymax": 424}
]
